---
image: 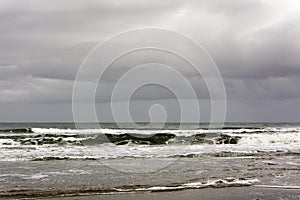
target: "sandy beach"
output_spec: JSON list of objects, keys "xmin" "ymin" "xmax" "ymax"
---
[{"xmin": 43, "ymin": 187, "xmax": 300, "ymax": 200}]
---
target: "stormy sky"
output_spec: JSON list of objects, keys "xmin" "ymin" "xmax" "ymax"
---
[{"xmin": 0, "ymin": 0, "xmax": 300, "ymax": 122}]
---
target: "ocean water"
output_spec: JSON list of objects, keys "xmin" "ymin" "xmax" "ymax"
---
[{"xmin": 0, "ymin": 123, "xmax": 299, "ymax": 198}]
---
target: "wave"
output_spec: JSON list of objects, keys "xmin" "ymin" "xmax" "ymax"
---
[
  {"xmin": 1, "ymin": 132, "xmax": 300, "ymax": 147},
  {"xmin": 171, "ymin": 150, "xmax": 300, "ymax": 159},
  {"xmin": 26, "ymin": 126, "xmax": 300, "ymax": 136},
  {"xmin": 1, "ymin": 126, "xmax": 298, "ymax": 135},
  {"xmin": 0, "ymin": 133, "xmax": 242, "ymax": 146},
  {"xmin": 24, "ymin": 150, "xmax": 300, "ymax": 162},
  {"xmin": 135, "ymin": 178, "xmax": 260, "ymax": 191},
  {"xmin": 0, "ymin": 178, "xmax": 259, "ymax": 198},
  {"xmin": 0, "ymin": 126, "xmax": 299, "ymax": 147},
  {"xmin": 0, "ymin": 128, "xmax": 33, "ymax": 133},
  {"xmin": 232, "ymin": 132, "xmax": 300, "ymax": 145}
]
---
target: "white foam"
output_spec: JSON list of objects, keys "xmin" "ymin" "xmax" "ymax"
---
[
  {"xmin": 253, "ymin": 185, "xmax": 300, "ymax": 189},
  {"xmin": 26, "ymin": 173, "xmax": 48, "ymax": 180},
  {"xmin": 29, "ymin": 126, "xmax": 300, "ymax": 136},
  {"xmin": 32, "ymin": 128, "xmax": 85, "ymax": 134},
  {"xmin": 136, "ymin": 179, "xmax": 260, "ymax": 192},
  {"xmin": 231, "ymin": 132, "xmax": 300, "ymax": 145},
  {"xmin": 1, "ymin": 126, "xmax": 300, "ymax": 161},
  {"xmin": 0, "ymin": 139, "xmax": 19, "ymax": 146},
  {"xmin": 0, "ymin": 137, "xmax": 299, "ymax": 161}
]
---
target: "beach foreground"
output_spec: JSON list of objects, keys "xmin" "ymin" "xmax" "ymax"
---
[{"xmin": 45, "ymin": 187, "xmax": 300, "ymax": 200}]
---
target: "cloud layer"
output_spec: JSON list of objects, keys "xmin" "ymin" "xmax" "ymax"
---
[{"xmin": 0, "ymin": 0, "xmax": 300, "ymax": 122}]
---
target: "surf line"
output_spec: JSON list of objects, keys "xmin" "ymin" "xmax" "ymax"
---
[{"xmin": 252, "ymin": 185, "xmax": 300, "ymax": 189}]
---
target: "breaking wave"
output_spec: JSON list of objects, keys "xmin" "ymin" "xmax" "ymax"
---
[
  {"xmin": 0, "ymin": 125, "xmax": 299, "ymax": 161},
  {"xmin": 0, "ymin": 126, "xmax": 299, "ymax": 147}
]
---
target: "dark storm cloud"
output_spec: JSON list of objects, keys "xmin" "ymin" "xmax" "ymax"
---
[{"xmin": 0, "ymin": 0, "xmax": 300, "ymax": 121}]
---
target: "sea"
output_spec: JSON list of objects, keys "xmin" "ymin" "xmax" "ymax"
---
[{"xmin": 0, "ymin": 122, "xmax": 299, "ymax": 198}]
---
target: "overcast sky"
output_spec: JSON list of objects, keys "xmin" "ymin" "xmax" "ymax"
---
[{"xmin": 0, "ymin": 0, "xmax": 300, "ymax": 122}]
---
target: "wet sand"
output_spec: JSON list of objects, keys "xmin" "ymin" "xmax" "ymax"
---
[{"xmin": 45, "ymin": 187, "xmax": 300, "ymax": 200}]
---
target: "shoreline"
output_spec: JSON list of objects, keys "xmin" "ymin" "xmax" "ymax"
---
[
  {"xmin": 1, "ymin": 186, "xmax": 298, "ymax": 200},
  {"xmin": 40, "ymin": 187, "xmax": 300, "ymax": 200}
]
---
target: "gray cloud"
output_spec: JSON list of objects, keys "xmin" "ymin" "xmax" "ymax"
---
[{"xmin": 0, "ymin": 0, "xmax": 300, "ymax": 122}]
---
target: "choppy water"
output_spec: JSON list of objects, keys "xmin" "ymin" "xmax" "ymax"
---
[{"xmin": 0, "ymin": 123, "xmax": 299, "ymax": 198}]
